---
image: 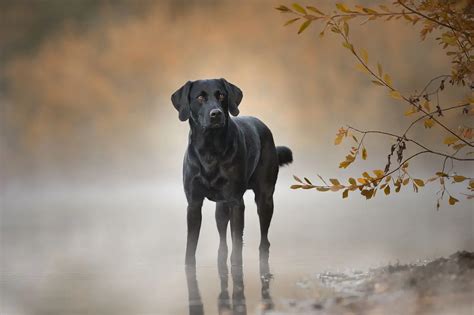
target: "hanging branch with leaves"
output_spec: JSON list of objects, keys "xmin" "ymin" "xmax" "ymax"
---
[{"xmin": 276, "ymin": 0, "xmax": 474, "ymax": 208}]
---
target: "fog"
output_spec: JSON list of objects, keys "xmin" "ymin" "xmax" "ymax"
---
[{"xmin": 1, "ymin": 0, "xmax": 473, "ymax": 314}]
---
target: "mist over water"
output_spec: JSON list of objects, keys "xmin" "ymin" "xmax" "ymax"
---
[{"xmin": 1, "ymin": 0, "xmax": 473, "ymax": 314}]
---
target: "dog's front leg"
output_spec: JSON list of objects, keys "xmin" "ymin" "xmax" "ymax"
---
[
  {"xmin": 185, "ymin": 200, "xmax": 204, "ymax": 266},
  {"xmin": 229, "ymin": 198, "xmax": 245, "ymax": 266}
]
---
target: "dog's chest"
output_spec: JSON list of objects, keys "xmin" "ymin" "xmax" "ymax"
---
[{"xmin": 198, "ymin": 163, "xmax": 240, "ymax": 201}]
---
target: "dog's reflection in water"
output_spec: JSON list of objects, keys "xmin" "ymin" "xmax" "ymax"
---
[{"xmin": 185, "ymin": 253, "xmax": 274, "ymax": 315}]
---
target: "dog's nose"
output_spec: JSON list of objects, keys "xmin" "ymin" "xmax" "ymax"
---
[{"xmin": 210, "ymin": 109, "xmax": 223, "ymax": 118}]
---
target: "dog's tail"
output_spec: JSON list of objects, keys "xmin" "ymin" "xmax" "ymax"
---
[{"xmin": 276, "ymin": 146, "xmax": 293, "ymax": 167}]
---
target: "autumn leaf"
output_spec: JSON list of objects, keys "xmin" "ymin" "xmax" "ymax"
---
[
  {"xmin": 293, "ymin": 175, "xmax": 303, "ymax": 183},
  {"xmin": 424, "ymin": 118, "xmax": 434, "ymax": 128},
  {"xmin": 307, "ymin": 6, "xmax": 324, "ymax": 15},
  {"xmin": 284, "ymin": 18, "xmax": 301, "ymax": 26},
  {"xmin": 275, "ymin": 5, "xmax": 291, "ymax": 12},
  {"xmin": 443, "ymin": 136, "xmax": 458, "ymax": 145},
  {"xmin": 377, "ymin": 62, "xmax": 383, "ymax": 77},
  {"xmin": 413, "ymin": 179, "xmax": 425, "ymax": 187},
  {"xmin": 373, "ymin": 169, "xmax": 384, "ymax": 178},
  {"xmin": 390, "ymin": 90, "xmax": 402, "ymax": 100},
  {"xmin": 383, "ymin": 73, "xmax": 393, "ymax": 87},
  {"xmin": 342, "ymin": 189, "xmax": 349, "ymax": 198},
  {"xmin": 342, "ymin": 41, "xmax": 354, "ymax": 51},
  {"xmin": 362, "ymin": 147, "xmax": 368, "ymax": 160},
  {"xmin": 336, "ymin": 3, "xmax": 352, "ymax": 13},
  {"xmin": 292, "ymin": 3, "xmax": 307, "ymax": 14},
  {"xmin": 384, "ymin": 185, "xmax": 391, "ymax": 195},
  {"xmin": 453, "ymin": 175, "xmax": 467, "ymax": 182},
  {"xmin": 360, "ymin": 48, "xmax": 369, "ymax": 64},
  {"xmin": 355, "ymin": 63, "xmax": 369, "ymax": 73},
  {"xmin": 298, "ymin": 20, "xmax": 312, "ymax": 34},
  {"xmin": 330, "ymin": 178, "xmax": 341, "ymax": 186},
  {"xmin": 449, "ymin": 196, "xmax": 459, "ymax": 205}
]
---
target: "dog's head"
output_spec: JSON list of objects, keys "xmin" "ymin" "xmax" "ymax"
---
[{"xmin": 171, "ymin": 78, "xmax": 242, "ymax": 129}]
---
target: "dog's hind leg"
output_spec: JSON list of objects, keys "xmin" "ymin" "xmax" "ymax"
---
[
  {"xmin": 229, "ymin": 199, "xmax": 245, "ymax": 266},
  {"xmin": 254, "ymin": 188, "xmax": 274, "ymax": 261}
]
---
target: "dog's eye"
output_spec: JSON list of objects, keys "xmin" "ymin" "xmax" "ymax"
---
[
  {"xmin": 218, "ymin": 94, "xmax": 225, "ymax": 102},
  {"xmin": 197, "ymin": 95, "xmax": 204, "ymax": 103}
]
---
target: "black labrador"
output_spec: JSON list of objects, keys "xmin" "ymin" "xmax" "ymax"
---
[{"xmin": 171, "ymin": 78, "xmax": 292, "ymax": 266}]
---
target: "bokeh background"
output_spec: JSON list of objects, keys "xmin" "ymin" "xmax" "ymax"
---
[{"xmin": 1, "ymin": 0, "xmax": 472, "ymax": 314}]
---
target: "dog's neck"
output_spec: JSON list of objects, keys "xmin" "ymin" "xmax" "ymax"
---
[{"xmin": 188, "ymin": 118, "xmax": 236, "ymax": 161}]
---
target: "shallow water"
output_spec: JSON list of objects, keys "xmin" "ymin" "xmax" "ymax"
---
[{"xmin": 1, "ymin": 178, "xmax": 473, "ymax": 314}]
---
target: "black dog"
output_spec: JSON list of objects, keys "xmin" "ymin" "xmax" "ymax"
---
[{"xmin": 171, "ymin": 78, "xmax": 292, "ymax": 266}]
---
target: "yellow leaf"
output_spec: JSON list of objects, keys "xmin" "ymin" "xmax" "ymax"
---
[
  {"xmin": 453, "ymin": 175, "xmax": 467, "ymax": 182},
  {"xmin": 443, "ymin": 136, "xmax": 458, "ymax": 145},
  {"xmin": 413, "ymin": 179, "xmax": 425, "ymax": 187},
  {"xmin": 357, "ymin": 178, "xmax": 368, "ymax": 184},
  {"xmin": 342, "ymin": 189, "xmax": 349, "ymax": 198},
  {"xmin": 334, "ymin": 135, "xmax": 343, "ymax": 145},
  {"xmin": 349, "ymin": 178, "xmax": 357, "ymax": 185},
  {"xmin": 330, "ymin": 185, "xmax": 342, "ymax": 192},
  {"xmin": 298, "ymin": 20, "xmax": 312, "ymax": 34},
  {"xmin": 342, "ymin": 41, "xmax": 354, "ymax": 51},
  {"xmin": 404, "ymin": 107, "xmax": 417, "ymax": 116},
  {"xmin": 384, "ymin": 185, "xmax": 390, "ymax": 195},
  {"xmin": 373, "ymin": 169, "xmax": 384, "ymax": 178},
  {"xmin": 330, "ymin": 178, "xmax": 341, "ymax": 186},
  {"xmin": 293, "ymin": 175, "xmax": 303, "ymax": 183},
  {"xmin": 390, "ymin": 90, "xmax": 402, "ymax": 100},
  {"xmin": 377, "ymin": 62, "xmax": 383, "ymax": 77},
  {"xmin": 448, "ymin": 196, "xmax": 459, "ymax": 205},
  {"xmin": 360, "ymin": 48, "xmax": 369, "ymax": 64},
  {"xmin": 292, "ymin": 3, "xmax": 307, "ymax": 14},
  {"xmin": 403, "ymin": 178, "xmax": 410, "ymax": 185},
  {"xmin": 291, "ymin": 184, "xmax": 302, "ymax": 189},
  {"xmin": 355, "ymin": 64, "xmax": 369, "ymax": 73},
  {"xmin": 384, "ymin": 74, "xmax": 393, "ymax": 87},
  {"xmin": 284, "ymin": 17, "xmax": 301, "ymax": 26},
  {"xmin": 343, "ymin": 22, "xmax": 349, "ymax": 36},
  {"xmin": 307, "ymin": 6, "xmax": 324, "ymax": 15},
  {"xmin": 336, "ymin": 3, "xmax": 351, "ymax": 13},
  {"xmin": 424, "ymin": 118, "xmax": 434, "ymax": 128},
  {"xmin": 362, "ymin": 147, "xmax": 367, "ymax": 160},
  {"xmin": 316, "ymin": 187, "xmax": 330, "ymax": 192},
  {"xmin": 339, "ymin": 159, "xmax": 353, "ymax": 169}
]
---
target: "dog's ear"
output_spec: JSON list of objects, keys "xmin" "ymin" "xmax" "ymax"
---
[
  {"xmin": 221, "ymin": 78, "xmax": 243, "ymax": 116},
  {"xmin": 171, "ymin": 81, "xmax": 192, "ymax": 121}
]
